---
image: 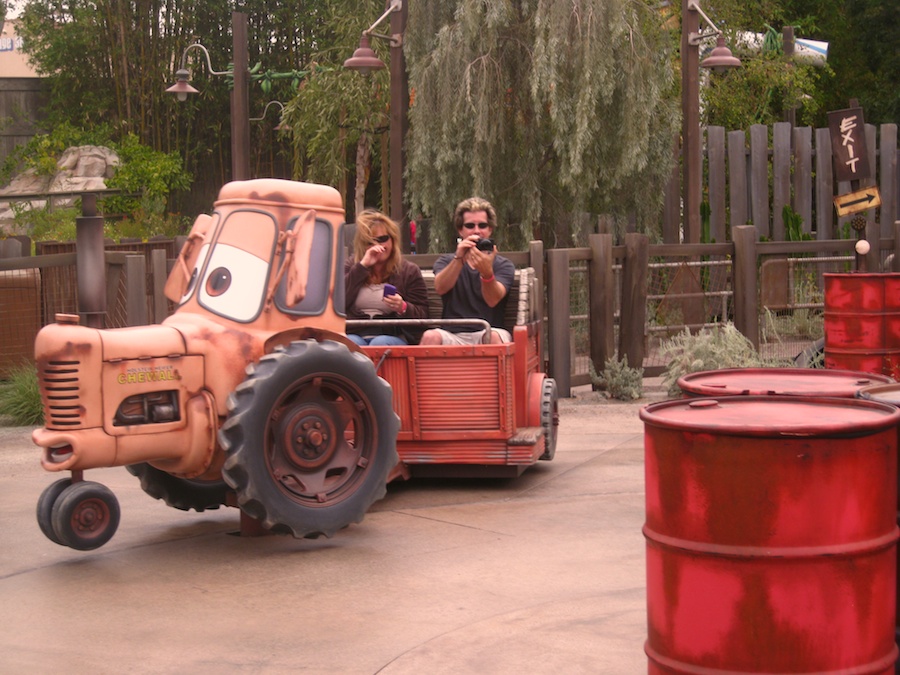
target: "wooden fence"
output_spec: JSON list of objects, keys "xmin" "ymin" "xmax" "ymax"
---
[
  {"xmin": 660, "ymin": 122, "xmax": 898, "ymax": 245},
  {"xmin": 5, "ymin": 228, "xmax": 896, "ymax": 397}
]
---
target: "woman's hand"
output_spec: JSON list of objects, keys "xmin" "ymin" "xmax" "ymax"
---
[
  {"xmin": 383, "ymin": 292, "xmax": 405, "ymax": 314},
  {"xmin": 361, "ymin": 244, "xmax": 386, "ymax": 268}
]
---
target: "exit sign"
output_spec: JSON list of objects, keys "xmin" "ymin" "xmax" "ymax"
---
[{"xmin": 827, "ymin": 107, "xmax": 871, "ymax": 183}]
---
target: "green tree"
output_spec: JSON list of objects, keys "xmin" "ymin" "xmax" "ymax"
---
[
  {"xmin": 16, "ymin": 0, "xmax": 330, "ymax": 212},
  {"xmin": 281, "ymin": 0, "xmax": 393, "ymax": 219},
  {"xmin": 404, "ymin": 0, "xmax": 678, "ymax": 250},
  {"xmin": 706, "ymin": 0, "xmax": 898, "ymax": 126}
]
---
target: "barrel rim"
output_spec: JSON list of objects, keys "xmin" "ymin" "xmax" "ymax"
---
[
  {"xmin": 640, "ymin": 395, "xmax": 900, "ymax": 437},
  {"xmin": 677, "ymin": 367, "xmax": 893, "ymax": 398}
]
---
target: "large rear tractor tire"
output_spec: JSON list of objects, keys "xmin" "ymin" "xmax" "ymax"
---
[
  {"xmin": 126, "ymin": 463, "xmax": 228, "ymax": 512},
  {"xmin": 220, "ymin": 340, "xmax": 399, "ymax": 539}
]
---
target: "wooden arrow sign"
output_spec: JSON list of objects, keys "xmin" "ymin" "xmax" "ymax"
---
[{"xmin": 834, "ymin": 186, "xmax": 882, "ymax": 217}]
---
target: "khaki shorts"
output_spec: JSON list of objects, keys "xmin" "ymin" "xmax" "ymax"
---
[{"xmin": 428, "ymin": 327, "xmax": 512, "ymax": 345}]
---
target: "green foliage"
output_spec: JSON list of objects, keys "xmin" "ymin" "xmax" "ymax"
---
[
  {"xmin": 590, "ymin": 355, "xmax": 644, "ymax": 401},
  {"xmin": 103, "ymin": 134, "xmax": 192, "ymax": 217},
  {"xmin": 113, "ymin": 206, "xmax": 191, "ymax": 240},
  {"xmin": 0, "ymin": 362, "xmax": 44, "ymax": 427},
  {"xmin": 703, "ymin": 52, "xmax": 826, "ymax": 131},
  {"xmin": 12, "ymin": 203, "xmax": 79, "ymax": 243},
  {"xmin": 660, "ymin": 324, "xmax": 764, "ymax": 397},
  {"xmin": 3, "ymin": 125, "xmax": 191, "ymax": 228},
  {"xmin": 783, "ymin": 205, "xmax": 811, "ymax": 242},
  {"xmin": 277, "ymin": 1, "xmax": 392, "ymax": 214},
  {"xmin": 1, "ymin": 122, "xmax": 111, "ymax": 183},
  {"xmin": 405, "ymin": 0, "xmax": 678, "ymax": 251}
]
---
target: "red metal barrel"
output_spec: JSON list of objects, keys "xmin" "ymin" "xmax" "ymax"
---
[
  {"xmin": 858, "ymin": 382, "xmax": 900, "ymax": 647},
  {"xmin": 642, "ymin": 396, "xmax": 899, "ymax": 674},
  {"xmin": 678, "ymin": 367, "xmax": 892, "ymax": 398},
  {"xmin": 824, "ymin": 273, "xmax": 900, "ymax": 378}
]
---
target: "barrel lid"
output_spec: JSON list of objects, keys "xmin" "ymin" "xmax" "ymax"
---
[
  {"xmin": 677, "ymin": 367, "xmax": 893, "ymax": 398},
  {"xmin": 640, "ymin": 395, "xmax": 900, "ymax": 437},
  {"xmin": 858, "ymin": 383, "xmax": 900, "ymax": 405}
]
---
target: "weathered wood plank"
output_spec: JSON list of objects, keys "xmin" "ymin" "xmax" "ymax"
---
[
  {"xmin": 815, "ymin": 128, "xmax": 834, "ymax": 240},
  {"xmin": 547, "ymin": 249, "xmax": 571, "ymax": 397},
  {"xmin": 728, "ymin": 130, "xmax": 748, "ymax": 231},
  {"xmin": 619, "ymin": 233, "xmax": 648, "ymax": 370},
  {"xmin": 793, "ymin": 126, "xmax": 813, "ymax": 234},
  {"xmin": 773, "ymin": 122, "xmax": 791, "ymax": 240},
  {"xmin": 750, "ymin": 124, "xmax": 770, "ymax": 238},
  {"xmin": 880, "ymin": 124, "xmax": 898, "ymax": 231},
  {"xmin": 588, "ymin": 233, "xmax": 614, "ymax": 378},
  {"xmin": 707, "ymin": 126, "xmax": 726, "ymax": 244}
]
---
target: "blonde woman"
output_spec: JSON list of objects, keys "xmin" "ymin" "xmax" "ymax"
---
[{"xmin": 344, "ymin": 209, "xmax": 429, "ymax": 345}]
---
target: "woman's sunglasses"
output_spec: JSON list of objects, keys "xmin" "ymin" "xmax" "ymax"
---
[
  {"xmin": 370, "ymin": 234, "xmax": 391, "ymax": 244},
  {"xmin": 462, "ymin": 222, "xmax": 490, "ymax": 230}
]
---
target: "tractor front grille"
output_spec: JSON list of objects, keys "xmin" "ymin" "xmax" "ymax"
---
[{"xmin": 40, "ymin": 360, "xmax": 84, "ymax": 428}]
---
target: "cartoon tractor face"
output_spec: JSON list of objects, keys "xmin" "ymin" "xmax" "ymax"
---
[{"xmin": 33, "ymin": 179, "xmax": 399, "ymax": 549}]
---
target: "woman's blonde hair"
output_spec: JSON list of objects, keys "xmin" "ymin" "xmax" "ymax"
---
[{"xmin": 353, "ymin": 209, "xmax": 402, "ymax": 280}]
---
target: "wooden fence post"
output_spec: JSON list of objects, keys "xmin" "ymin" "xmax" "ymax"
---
[
  {"xmin": 732, "ymin": 225, "xmax": 759, "ymax": 349},
  {"xmin": 125, "ymin": 254, "xmax": 147, "ymax": 326},
  {"xmin": 588, "ymin": 233, "xmax": 614, "ymax": 379},
  {"xmin": 619, "ymin": 233, "xmax": 648, "ymax": 370},
  {"xmin": 547, "ymin": 248, "xmax": 571, "ymax": 397}
]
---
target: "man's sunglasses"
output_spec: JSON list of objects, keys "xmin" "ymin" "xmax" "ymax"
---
[
  {"xmin": 462, "ymin": 222, "xmax": 490, "ymax": 230},
  {"xmin": 370, "ymin": 234, "xmax": 391, "ymax": 244}
]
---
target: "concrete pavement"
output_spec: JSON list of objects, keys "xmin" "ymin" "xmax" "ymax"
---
[{"xmin": 0, "ymin": 385, "xmax": 662, "ymax": 674}]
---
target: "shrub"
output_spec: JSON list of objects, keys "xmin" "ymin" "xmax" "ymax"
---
[
  {"xmin": 0, "ymin": 362, "xmax": 43, "ymax": 426},
  {"xmin": 590, "ymin": 354, "xmax": 644, "ymax": 401},
  {"xmin": 660, "ymin": 323, "xmax": 764, "ymax": 397}
]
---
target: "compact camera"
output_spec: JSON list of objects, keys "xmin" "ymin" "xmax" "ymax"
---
[{"xmin": 476, "ymin": 238, "xmax": 495, "ymax": 252}]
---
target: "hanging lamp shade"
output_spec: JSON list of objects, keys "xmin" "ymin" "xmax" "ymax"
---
[
  {"xmin": 343, "ymin": 35, "xmax": 385, "ymax": 74},
  {"xmin": 166, "ymin": 69, "xmax": 199, "ymax": 102},
  {"xmin": 700, "ymin": 35, "xmax": 742, "ymax": 71}
]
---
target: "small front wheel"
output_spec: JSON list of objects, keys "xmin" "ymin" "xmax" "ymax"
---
[
  {"xmin": 36, "ymin": 478, "xmax": 72, "ymax": 545},
  {"xmin": 51, "ymin": 481, "xmax": 121, "ymax": 550}
]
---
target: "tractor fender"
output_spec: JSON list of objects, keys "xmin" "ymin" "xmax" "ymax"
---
[{"xmin": 264, "ymin": 327, "xmax": 360, "ymax": 355}]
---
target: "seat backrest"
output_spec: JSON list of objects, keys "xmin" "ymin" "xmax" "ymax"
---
[{"xmin": 420, "ymin": 267, "xmax": 534, "ymax": 332}]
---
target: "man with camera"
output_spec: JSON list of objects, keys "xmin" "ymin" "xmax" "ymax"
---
[{"xmin": 420, "ymin": 197, "xmax": 516, "ymax": 345}]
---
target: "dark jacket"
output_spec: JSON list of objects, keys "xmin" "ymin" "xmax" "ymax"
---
[{"xmin": 344, "ymin": 258, "xmax": 429, "ymax": 343}]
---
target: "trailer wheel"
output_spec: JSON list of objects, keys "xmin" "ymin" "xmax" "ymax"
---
[
  {"xmin": 126, "ymin": 463, "xmax": 228, "ymax": 512},
  {"xmin": 539, "ymin": 377, "xmax": 559, "ymax": 461},
  {"xmin": 51, "ymin": 481, "xmax": 120, "ymax": 550},
  {"xmin": 220, "ymin": 340, "xmax": 398, "ymax": 539},
  {"xmin": 36, "ymin": 478, "xmax": 72, "ymax": 545}
]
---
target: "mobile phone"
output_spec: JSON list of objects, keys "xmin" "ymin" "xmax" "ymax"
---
[{"xmin": 383, "ymin": 283, "xmax": 397, "ymax": 297}]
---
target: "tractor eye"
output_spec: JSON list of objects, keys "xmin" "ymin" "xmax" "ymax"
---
[{"xmin": 206, "ymin": 268, "xmax": 232, "ymax": 297}]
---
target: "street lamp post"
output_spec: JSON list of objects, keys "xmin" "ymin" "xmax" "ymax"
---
[
  {"xmin": 343, "ymin": 0, "xmax": 410, "ymax": 251},
  {"xmin": 681, "ymin": 0, "xmax": 741, "ymax": 244},
  {"xmin": 167, "ymin": 11, "xmax": 251, "ymax": 181}
]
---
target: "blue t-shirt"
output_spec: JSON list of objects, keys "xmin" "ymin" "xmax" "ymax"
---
[{"xmin": 432, "ymin": 254, "xmax": 515, "ymax": 332}]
